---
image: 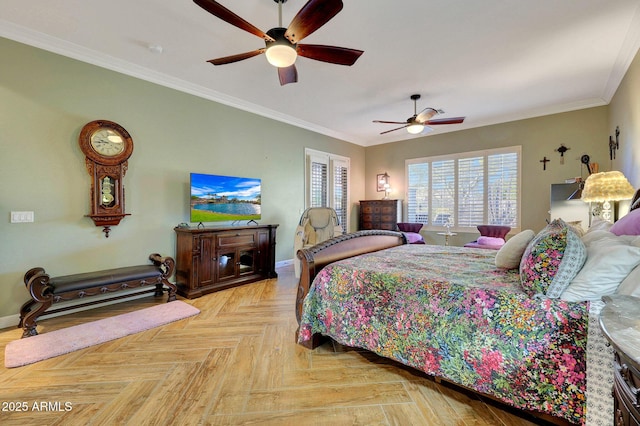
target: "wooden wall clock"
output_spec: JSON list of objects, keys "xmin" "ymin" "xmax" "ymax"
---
[{"xmin": 78, "ymin": 120, "xmax": 134, "ymax": 237}]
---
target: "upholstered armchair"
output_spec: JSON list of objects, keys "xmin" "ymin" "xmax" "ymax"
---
[
  {"xmin": 294, "ymin": 208, "xmax": 343, "ymax": 278},
  {"xmin": 464, "ymin": 225, "xmax": 511, "ymax": 250},
  {"xmin": 397, "ymin": 222, "xmax": 425, "ymax": 244}
]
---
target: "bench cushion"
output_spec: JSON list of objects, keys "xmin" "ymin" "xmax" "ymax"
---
[{"xmin": 51, "ymin": 265, "xmax": 163, "ymax": 294}]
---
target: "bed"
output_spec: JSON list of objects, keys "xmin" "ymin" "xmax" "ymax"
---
[{"xmin": 295, "ymin": 210, "xmax": 640, "ymax": 425}]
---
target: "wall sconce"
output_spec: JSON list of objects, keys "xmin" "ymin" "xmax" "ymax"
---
[
  {"xmin": 377, "ymin": 172, "xmax": 391, "ymax": 199},
  {"xmin": 581, "ymin": 171, "xmax": 635, "ymax": 222}
]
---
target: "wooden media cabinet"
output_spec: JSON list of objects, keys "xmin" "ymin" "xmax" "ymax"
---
[{"xmin": 174, "ymin": 224, "xmax": 278, "ymax": 299}]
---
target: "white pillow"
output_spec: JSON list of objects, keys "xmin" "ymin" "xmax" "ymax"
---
[
  {"xmin": 586, "ymin": 218, "xmax": 613, "ymax": 234},
  {"xmin": 561, "ymin": 233, "xmax": 640, "ymax": 302},
  {"xmin": 495, "ymin": 229, "xmax": 535, "ymax": 269},
  {"xmin": 581, "ymin": 230, "xmax": 615, "ymax": 247},
  {"xmin": 617, "ymin": 266, "xmax": 640, "ymax": 297}
]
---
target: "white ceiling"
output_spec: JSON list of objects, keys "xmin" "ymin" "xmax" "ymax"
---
[{"xmin": 2, "ymin": 0, "xmax": 640, "ymax": 147}]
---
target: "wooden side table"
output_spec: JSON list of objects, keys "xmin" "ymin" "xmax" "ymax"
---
[{"xmin": 599, "ymin": 295, "xmax": 640, "ymax": 425}]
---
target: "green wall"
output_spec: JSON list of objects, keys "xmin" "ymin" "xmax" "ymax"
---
[
  {"xmin": 1, "ymin": 34, "xmax": 638, "ymax": 324},
  {"xmin": 364, "ymin": 107, "xmax": 610, "ymax": 245},
  {"xmin": 609, "ymin": 44, "xmax": 640, "ymax": 185},
  {"xmin": 0, "ymin": 37, "xmax": 365, "ymax": 320}
]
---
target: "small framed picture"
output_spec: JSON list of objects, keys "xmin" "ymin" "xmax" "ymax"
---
[{"xmin": 377, "ymin": 174, "xmax": 387, "ymax": 192}]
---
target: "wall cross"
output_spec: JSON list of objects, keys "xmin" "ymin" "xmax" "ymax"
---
[{"xmin": 540, "ymin": 156, "xmax": 550, "ymax": 170}]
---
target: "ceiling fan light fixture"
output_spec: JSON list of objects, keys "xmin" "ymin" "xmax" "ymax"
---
[
  {"xmin": 265, "ymin": 43, "xmax": 297, "ymax": 67},
  {"xmin": 407, "ymin": 123, "xmax": 425, "ymax": 134}
]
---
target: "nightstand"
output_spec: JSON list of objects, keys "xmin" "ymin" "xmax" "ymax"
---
[{"xmin": 599, "ymin": 295, "xmax": 640, "ymax": 425}]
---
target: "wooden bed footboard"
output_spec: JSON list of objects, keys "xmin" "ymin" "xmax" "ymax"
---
[{"xmin": 295, "ymin": 230, "xmax": 406, "ymax": 347}]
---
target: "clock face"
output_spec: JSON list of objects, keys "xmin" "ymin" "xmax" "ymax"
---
[
  {"xmin": 90, "ymin": 129, "xmax": 125, "ymax": 157},
  {"xmin": 79, "ymin": 120, "xmax": 133, "ymax": 165}
]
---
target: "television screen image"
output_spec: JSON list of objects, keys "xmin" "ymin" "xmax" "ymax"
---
[{"xmin": 190, "ymin": 173, "xmax": 261, "ymax": 223}]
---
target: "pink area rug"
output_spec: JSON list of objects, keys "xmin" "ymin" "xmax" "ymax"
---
[{"xmin": 5, "ymin": 301, "xmax": 200, "ymax": 368}]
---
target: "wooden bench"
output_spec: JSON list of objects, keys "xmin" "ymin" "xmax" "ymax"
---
[{"xmin": 19, "ymin": 253, "xmax": 177, "ymax": 338}]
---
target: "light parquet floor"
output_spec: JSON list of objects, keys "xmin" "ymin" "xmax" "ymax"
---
[{"xmin": 0, "ymin": 264, "xmax": 548, "ymax": 426}]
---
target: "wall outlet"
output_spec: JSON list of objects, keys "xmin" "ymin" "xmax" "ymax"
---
[{"xmin": 10, "ymin": 211, "xmax": 34, "ymax": 223}]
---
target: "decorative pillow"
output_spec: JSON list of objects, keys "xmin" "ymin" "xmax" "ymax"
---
[
  {"xmin": 477, "ymin": 236, "xmax": 505, "ymax": 246},
  {"xmin": 618, "ymin": 266, "xmax": 640, "ymax": 297},
  {"xmin": 610, "ymin": 208, "xmax": 640, "ymax": 236},
  {"xmin": 403, "ymin": 232, "xmax": 425, "ymax": 244},
  {"xmin": 561, "ymin": 232, "xmax": 640, "ymax": 301},
  {"xmin": 519, "ymin": 219, "xmax": 587, "ymax": 298},
  {"xmin": 495, "ymin": 230, "xmax": 535, "ymax": 269}
]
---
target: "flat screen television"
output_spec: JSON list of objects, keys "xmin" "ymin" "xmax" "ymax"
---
[{"xmin": 190, "ymin": 173, "xmax": 261, "ymax": 223}]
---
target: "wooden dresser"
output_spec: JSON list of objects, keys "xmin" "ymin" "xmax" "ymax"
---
[
  {"xmin": 600, "ymin": 295, "xmax": 640, "ymax": 426},
  {"xmin": 174, "ymin": 224, "xmax": 278, "ymax": 299},
  {"xmin": 359, "ymin": 199, "xmax": 402, "ymax": 231}
]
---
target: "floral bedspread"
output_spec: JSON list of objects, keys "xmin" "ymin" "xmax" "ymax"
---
[{"xmin": 298, "ymin": 244, "xmax": 591, "ymax": 424}]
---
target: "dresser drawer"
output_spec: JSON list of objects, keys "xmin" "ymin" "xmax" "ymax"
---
[
  {"xmin": 217, "ymin": 232, "xmax": 257, "ymax": 248},
  {"xmin": 378, "ymin": 223, "xmax": 396, "ymax": 230},
  {"xmin": 615, "ymin": 353, "xmax": 640, "ymax": 420},
  {"xmin": 361, "ymin": 205, "xmax": 378, "ymax": 214}
]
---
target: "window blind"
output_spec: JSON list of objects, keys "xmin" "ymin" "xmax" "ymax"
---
[{"xmin": 406, "ymin": 146, "xmax": 520, "ymax": 230}]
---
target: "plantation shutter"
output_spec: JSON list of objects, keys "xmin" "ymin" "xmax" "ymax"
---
[
  {"xmin": 308, "ymin": 153, "xmax": 328, "ymax": 208},
  {"xmin": 457, "ymin": 156, "xmax": 484, "ymax": 227},
  {"xmin": 431, "ymin": 160, "xmax": 455, "ymax": 226},
  {"xmin": 487, "ymin": 152, "xmax": 519, "ymax": 226},
  {"xmin": 305, "ymin": 149, "xmax": 350, "ymax": 231},
  {"xmin": 407, "ymin": 162, "xmax": 429, "ymax": 223},
  {"xmin": 333, "ymin": 159, "xmax": 349, "ymax": 232},
  {"xmin": 405, "ymin": 146, "xmax": 520, "ymax": 231}
]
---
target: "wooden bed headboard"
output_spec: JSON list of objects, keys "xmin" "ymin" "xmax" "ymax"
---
[{"xmin": 295, "ymin": 230, "xmax": 406, "ymax": 347}]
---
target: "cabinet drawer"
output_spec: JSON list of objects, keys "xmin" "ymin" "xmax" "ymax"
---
[
  {"xmin": 615, "ymin": 353, "xmax": 640, "ymax": 419},
  {"xmin": 218, "ymin": 232, "xmax": 257, "ymax": 248},
  {"xmin": 362, "ymin": 214, "xmax": 374, "ymax": 222}
]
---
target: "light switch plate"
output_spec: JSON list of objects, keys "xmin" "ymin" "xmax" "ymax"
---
[{"xmin": 10, "ymin": 211, "xmax": 34, "ymax": 223}]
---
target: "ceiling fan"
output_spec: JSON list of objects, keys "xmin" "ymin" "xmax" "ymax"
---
[
  {"xmin": 373, "ymin": 94, "xmax": 465, "ymax": 135},
  {"xmin": 193, "ymin": 0, "xmax": 364, "ymax": 86}
]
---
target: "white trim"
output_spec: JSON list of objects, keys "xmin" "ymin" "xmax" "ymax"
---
[{"xmin": 0, "ymin": 290, "xmax": 160, "ymax": 334}]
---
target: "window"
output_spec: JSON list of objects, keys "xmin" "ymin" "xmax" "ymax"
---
[
  {"xmin": 305, "ymin": 149, "xmax": 350, "ymax": 232},
  {"xmin": 406, "ymin": 146, "xmax": 520, "ymax": 230}
]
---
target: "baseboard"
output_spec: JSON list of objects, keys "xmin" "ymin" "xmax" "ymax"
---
[
  {"xmin": 276, "ymin": 259, "xmax": 294, "ymax": 268},
  {"xmin": 0, "ymin": 289, "xmax": 159, "ymax": 333},
  {"xmin": 0, "ymin": 266, "xmax": 298, "ymax": 332},
  {"xmin": 0, "ymin": 314, "xmax": 20, "ymax": 331}
]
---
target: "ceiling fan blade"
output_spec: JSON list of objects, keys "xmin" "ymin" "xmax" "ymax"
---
[
  {"xmin": 193, "ymin": 0, "xmax": 274, "ymax": 41},
  {"xmin": 380, "ymin": 125, "xmax": 409, "ymax": 135},
  {"xmin": 278, "ymin": 65, "xmax": 298, "ymax": 86},
  {"xmin": 297, "ymin": 44, "xmax": 363, "ymax": 66},
  {"xmin": 415, "ymin": 108, "xmax": 438, "ymax": 123},
  {"xmin": 285, "ymin": 0, "xmax": 343, "ymax": 44},
  {"xmin": 373, "ymin": 120, "xmax": 408, "ymax": 125},
  {"xmin": 207, "ymin": 49, "xmax": 265, "ymax": 65},
  {"xmin": 426, "ymin": 117, "xmax": 466, "ymax": 125}
]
